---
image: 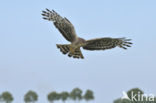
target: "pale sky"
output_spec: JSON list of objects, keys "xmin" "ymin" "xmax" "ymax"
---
[{"xmin": 0, "ymin": 0, "xmax": 156, "ymax": 103}]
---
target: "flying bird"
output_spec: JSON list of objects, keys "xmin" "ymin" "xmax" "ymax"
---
[{"xmin": 42, "ymin": 9, "xmax": 132, "ymax": 59}]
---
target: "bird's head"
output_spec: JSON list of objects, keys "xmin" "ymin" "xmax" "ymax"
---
[{"xmin": 78, "ymin": 37, "xmax": 86, "ymax": 44}]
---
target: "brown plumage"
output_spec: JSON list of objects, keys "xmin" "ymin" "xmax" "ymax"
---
[{"xmin": 42, "ymin": 9, "xmax": 132, "ymax": 59}]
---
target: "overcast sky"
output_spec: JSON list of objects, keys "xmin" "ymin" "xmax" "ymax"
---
[{"xmin": 0, "ymin": 0, "xmax": 156, "ymax": 103}]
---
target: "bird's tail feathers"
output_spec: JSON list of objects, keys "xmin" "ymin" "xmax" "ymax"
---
[{"xmin": 56, "ymin": 44, "xmax": 84, "ymax": 59}]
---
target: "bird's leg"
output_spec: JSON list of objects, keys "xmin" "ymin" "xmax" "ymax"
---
[{"xmin": 70, "ymin": 47, "xmax": 75, "ymax": 54}]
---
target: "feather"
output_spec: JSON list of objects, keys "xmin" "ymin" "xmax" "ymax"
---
[
  {"xmin": 42, "ymin": 9, "xmax": 77, "ymax": 42},
  {"xmin": 83, "ymin": 37, "xmax": 132, "ymax": 51}
]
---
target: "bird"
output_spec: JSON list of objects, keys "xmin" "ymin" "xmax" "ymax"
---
[{"xmin": 41, "ymin": 9, "xmax": 132, "ymax": 59}]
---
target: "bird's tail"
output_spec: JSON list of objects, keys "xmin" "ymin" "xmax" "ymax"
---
[{"xmin": 56, "ymin": 44, "xmax": 84, "ymax": 59}]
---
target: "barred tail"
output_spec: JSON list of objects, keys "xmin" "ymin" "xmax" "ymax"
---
[{"xmin": 56, "ymin": 44, "xmax": 84, "ymax": 59}]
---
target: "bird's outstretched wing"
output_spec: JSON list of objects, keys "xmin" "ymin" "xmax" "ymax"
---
[
  {"xmin": 42, "ymin": 9, "xmax": 77, "ymax": 42},
  {"xmin": 83, "ymin": 37, "xmax": 132, "ymax": 50}
]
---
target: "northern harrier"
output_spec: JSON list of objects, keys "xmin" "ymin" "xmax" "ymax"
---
[{"xmin": 42, "ymin": 9, "xmax": 132, "ymax": 59}]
